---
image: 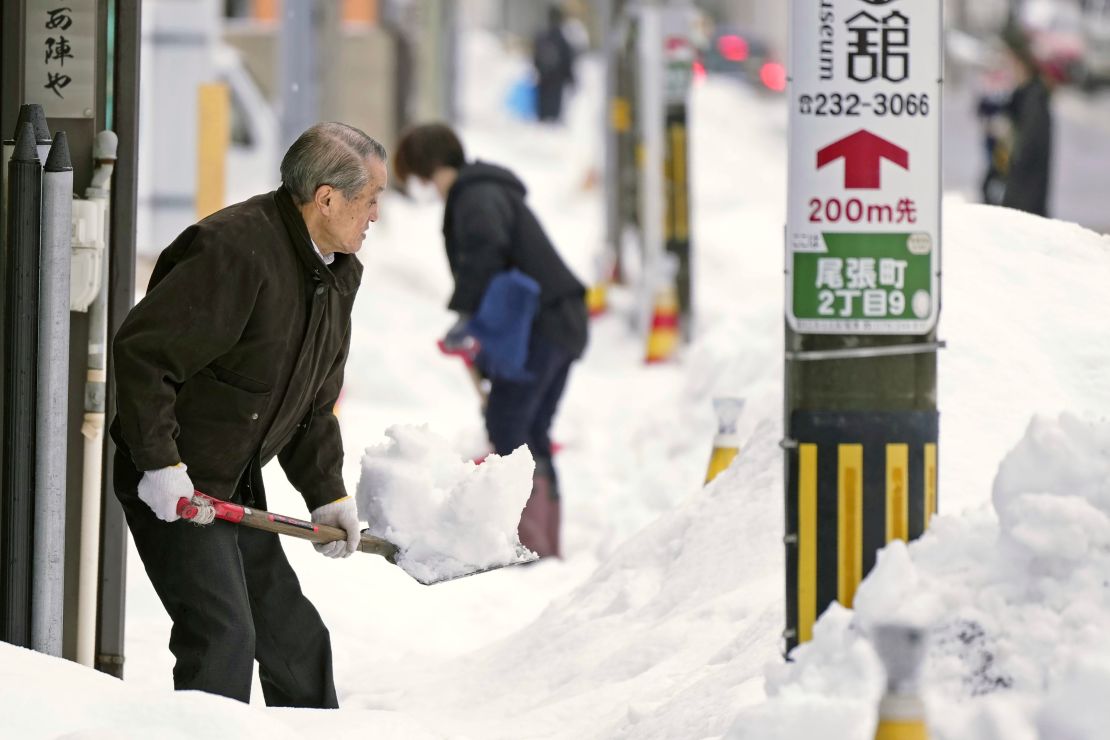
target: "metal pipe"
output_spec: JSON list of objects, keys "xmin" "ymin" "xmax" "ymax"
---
[
  {"xmin": 601, "ymin": 0, "xmax": 621, "ymax": 272},
  {"xmin": 98, "ymin": 0, "xmax": 143, "ymax": 677},
  {"xmin": 2, "ymin": 123, "xmax": 43, "ymax": 648},
  {"xmin": 32, "ymin": 132, "xmax": 73, "ymax": 657},
  {"xmin": 77, "ymin": 131, "xmax": 117, "ymax": 667},
  {"xmin": 637, "ymin": 1, "xmax": 666, "ymax": 331},
  {"xmin": 785, "ymin": 341, "xmax": 947, "ymax": 362}
]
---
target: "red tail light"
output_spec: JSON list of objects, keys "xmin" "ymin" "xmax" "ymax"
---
[
  {"xmin": 760, "ymin": 62, "xmax": 787, "ymax": 92},
  {"xmin": 717, "ymin": 34, "xmax": 749, "ymax": 62},
  {"xmin": 692, "ymin": 60, "xmax": 707, "ymax": 84}
]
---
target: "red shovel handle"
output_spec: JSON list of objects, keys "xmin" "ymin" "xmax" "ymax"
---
[
  {"xmin": 176, "ymin": 497, "xmax": 200, "ymax": 519},
  {"xmin": 176, "ymin": 491, "xmax": 245, "ymax": 524},
  {"xmin": 437, "ymin": 338, "xmax": 479, "ymax": 367},
  {"xmin": 173, "ymin": 491, "xmax": 397, "ymax": 561}
]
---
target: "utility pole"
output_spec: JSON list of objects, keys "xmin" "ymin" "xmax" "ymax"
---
[
  {"xmin": 278, "ymin": 0, "xmax": 319, "ymax": 149},
  {"xmin": 411, "ymin": 0, "xmax": 458, "ymax": 124},
  {"xmin": 603, "ymin": 0, "xmax": 639, "ymax": 287},
  {"xmin": 601, "ymin": 0, "xmax": 622, "ymax": 283},
  {"xmin": 783, "ymin": 0, "xmax": 943, "ymax": 653},
  {"xmin": 635, "ymin": 0, "xmax": 665, "ymax": 334}
]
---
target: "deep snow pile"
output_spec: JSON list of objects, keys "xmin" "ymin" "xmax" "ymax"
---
[
  {"xmin": 357, "ymin": 425, "xmax": 536, "ymax": 583},
  {"xmin": 337, "ymin": 422, "xmax": 785, "ymax": 740},
  {"xmin": 728, "ymin": 414, "xmax": 1110, "ymax": 740}
]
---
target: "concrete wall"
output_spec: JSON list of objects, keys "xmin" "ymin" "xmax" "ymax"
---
[{"xmin": 223, "ymin": 23, "xmax": 399, "ymax": 152}]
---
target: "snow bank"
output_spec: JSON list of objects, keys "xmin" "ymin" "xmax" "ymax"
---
[
  {"xmin": 939, "ymin": 204, "xmax": 1110, "ymax": 512},
  {"xmin": 0, "ymin": 643, "xmax": 300, "ymax": 740},
  {"xmin": 341, "ymin": 425, "xmax": 785, "ymax": 739},
  {"xmin": 727, "ymin": 414, "xmax": 1110, "ymax": 740},
  {"xmin": 356, "ymin": 425, "xmax": 537, "ymax": 584}
]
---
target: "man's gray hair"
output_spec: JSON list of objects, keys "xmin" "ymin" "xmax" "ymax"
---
[{"xmin": 280, "ymin": 122, "xmax": 387, "ymax": 205}]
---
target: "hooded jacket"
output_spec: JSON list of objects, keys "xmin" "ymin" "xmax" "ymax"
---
[
  {"xmin": 443, "ymin": 161, "xmax": 587, "ymax": 359},
  {"xmin": 110, "ymin": 186, "xmax": 360, "ymax": 510}
]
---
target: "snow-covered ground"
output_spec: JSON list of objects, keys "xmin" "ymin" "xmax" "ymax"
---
[{"xmin": 3, "ymin": 31, "xmax": 1110, "ymax": 740}]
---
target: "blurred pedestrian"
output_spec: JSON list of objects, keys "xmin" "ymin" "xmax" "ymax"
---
[
  {"xmin": 394, "ymin": 123, "xmax": 589, "ymax": 558},
  {"xmin": 1000, "ymin": 24, "xmax": 1053, "ymax": 217},
  {"xmin": 533, "ymin": 4, "xmax": 577, "ymax": 123},
  {"xmin": 975, "ymin": 66, "xmax": 1012, "ymax": 206},
  {"xmin": 111, "ymin": 122, "xmax": 387, "ymax": 706}
]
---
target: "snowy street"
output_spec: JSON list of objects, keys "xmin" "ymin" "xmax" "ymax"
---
[{"xmin": 3, "ymin": 17, "xmax": 1110, "ymax": 740}]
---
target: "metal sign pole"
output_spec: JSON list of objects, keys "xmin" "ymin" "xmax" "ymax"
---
[
  {"xmin": 783, "ymin": 0, "xmax": 942, "ymax": 653},
  {"xmin": 661, "ymin": 1, "xmax": 693, "ymax": 340},
  {"xmin": 636, "ymin": 0, "xmax": 665, "ymax": 334}
]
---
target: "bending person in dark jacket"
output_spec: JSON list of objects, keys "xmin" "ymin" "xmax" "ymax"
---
[
  {"xmin": 394, "ymin": 123, "xmax": 588, "ymax": 558},
  {"xmin": 110, "ymin": 123, "xmax": 388, "ymax": 706}
]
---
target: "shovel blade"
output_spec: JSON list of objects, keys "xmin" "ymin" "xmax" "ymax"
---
[{"xmin": 408, "ymin": 546, "xmax": 540, "ymax": 585}]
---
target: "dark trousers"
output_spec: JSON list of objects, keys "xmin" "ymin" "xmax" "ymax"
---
[
  {"xmin": 485, "ymin": 334, "xmax": 573, "ymax": 472},
  {"xmin": 485, "ymin": 335, "xmax": 573, "ymax": 556},
  {"xmin": 114, "ymin": 450, "xmax": 339, "ymax": 707},
  {"xmin": 536, "ymin": 78, "xmax": 565, "ymax": 122}
]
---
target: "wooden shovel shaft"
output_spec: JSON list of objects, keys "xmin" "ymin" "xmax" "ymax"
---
[{"xmin": 177, "ymin": 492, "xmax": 398, "ymax": 561}]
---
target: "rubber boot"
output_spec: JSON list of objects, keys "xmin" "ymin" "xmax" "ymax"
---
[{"xmin": 518, "ymin": 469, "xmax": 561, "ymax": 558}]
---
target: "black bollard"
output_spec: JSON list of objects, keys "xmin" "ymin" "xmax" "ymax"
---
[
  {"xmin": 1, "ymin": 122, "xmax": 43, "ymax": 647},
  {"xmin": 15, "ymin": 103, "xmax": 53, "ymax": 163}
]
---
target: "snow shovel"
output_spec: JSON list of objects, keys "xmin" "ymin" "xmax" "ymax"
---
[
  {"xmin": 176, "ymin": 492, "xmax": 537, "ymax": 585},
  {"xmin": 437, "ymin": 337, "xmax": 488, "ymax": 410}
]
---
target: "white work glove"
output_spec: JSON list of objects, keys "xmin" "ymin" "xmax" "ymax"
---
[
  {"xmin": 137, "ymin": 463, "xmax": 194, "ymax": 523},
  {"xmin": 310, "ymin": 496, "xmax": 362, "ymax": 558},
  {"xmin": 441, "ymin": 313, "xmax": 473, "ymax": 351}
]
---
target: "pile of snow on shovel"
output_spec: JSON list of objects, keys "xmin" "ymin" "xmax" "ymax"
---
[{"xmin": 356, "ymin": 425, "xmax": 536, "ymax": 583}]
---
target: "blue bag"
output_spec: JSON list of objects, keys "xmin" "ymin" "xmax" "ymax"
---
[
  {"xmin": 505, "ymin": 74, "xmax": 538, "ymax": 121},
  {"xmin": 466, "ymin": 269, "xmax": 541, "ymax": 381}
]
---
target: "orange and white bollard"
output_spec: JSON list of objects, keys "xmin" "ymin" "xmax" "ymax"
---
[
  {"xmin": 586, "ymin": 281, "xmax": 608, "ymax": 318},
  {"xmin": 871, "ymin": 623, "xmax": 929, "ymax": 740},
  {"xmin": 705, "ymin": 397, "xmax": 744, "ymax": 484},
  {"xmin": 586, "ymin": 252, "xmax": 616, "ymax": 318},
  {"xmin": 644, "ymin": 273, "xmax": 680, "ymax": 363}
]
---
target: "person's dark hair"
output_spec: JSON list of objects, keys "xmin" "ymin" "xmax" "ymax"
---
[
  {"xmin": 1001, "ymin": 23, "xmax": 1040, "ymax": 79},
  {"xmin": 393, "ymin": 123, "xmax": 466, "ymax": 185},
  {"xmin": 280, "ymin": 122, "xmax": 386, "ymax": 205},
  {"xmin": 547, "ymin": 4, "xmax": 564, "ymax": 27}
]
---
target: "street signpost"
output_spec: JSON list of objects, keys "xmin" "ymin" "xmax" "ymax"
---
[
  {"xmin": 783, "ymin": 0, "xmax": 942, "ymax": 653},
  {"xmin": 787, "ymin": 0, "xmax": 941, "ymax": 334}
]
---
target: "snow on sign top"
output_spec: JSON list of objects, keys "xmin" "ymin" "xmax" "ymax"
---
[{"xmin": 786, "ymin": 0, "xmax": 941, "ymax": 335}]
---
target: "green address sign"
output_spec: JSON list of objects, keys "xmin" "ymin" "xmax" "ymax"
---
[{"xmin": 792, "ymin": 232, "xmax": 934, "ymax": 334}]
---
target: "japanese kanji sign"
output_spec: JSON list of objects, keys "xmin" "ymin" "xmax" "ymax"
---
[
  {"xmin": 25, "ymin": 0, "xmax": 97, "ymax": 118},
  {"xmin": 787, "ymin": 0, "xmax": 940, "ymax": 334}
]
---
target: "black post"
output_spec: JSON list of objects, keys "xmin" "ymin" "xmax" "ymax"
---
[
  {"xmin": 97, "ymin": 0, "xmax": 143, "ymax": 677},
  {"xmin": 2, "ymin": 122, "xmax": 42, "ymax": 647},
  {"xmin": 664, "ymin": 104, "xmax": 690, "ymax": 336}
]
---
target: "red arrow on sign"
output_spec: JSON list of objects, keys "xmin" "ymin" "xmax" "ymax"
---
[{"xmin": 816, "ymin": 129, "xmax": 909, "ymax": 189}]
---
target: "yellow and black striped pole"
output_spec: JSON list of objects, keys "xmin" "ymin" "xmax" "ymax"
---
[{"xmin": 786, "ymin": 412, "xmax": 938, "ymax": 651}]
